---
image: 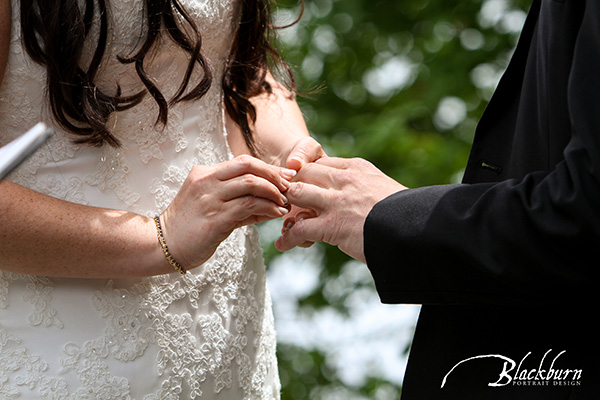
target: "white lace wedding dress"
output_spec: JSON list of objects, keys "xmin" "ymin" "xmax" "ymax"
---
[{"xmin": 0, "ymin": 0, "xmax": 280, "ymax": 398}]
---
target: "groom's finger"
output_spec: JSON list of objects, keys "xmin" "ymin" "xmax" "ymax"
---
[
  {"xmin": 314, "ymin": 156, "xmax": 354, "ymax": 168},
  {"xmin": 293, "ymin": 157, "xmax": 372, "ymax": 188},
  {"xmin": 275, "ymin": 218, "xmax": 324, "ymax": 251},
  {"xmin": 292, "ymin": 161, "xmax": 340, "ymax": 189},
  {"xmin": 285, "ymin": 181, "xmax": 330, "ymax": 211}
]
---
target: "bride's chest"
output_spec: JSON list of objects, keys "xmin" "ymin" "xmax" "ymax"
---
[{"xmin": 95, "ymin": 0, "xmax": 240, "ymax": 59}]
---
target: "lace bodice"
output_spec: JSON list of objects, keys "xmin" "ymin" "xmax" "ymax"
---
[{"xmin": 0, "ymin": 1, "xmax": 280, "ymax": 399}]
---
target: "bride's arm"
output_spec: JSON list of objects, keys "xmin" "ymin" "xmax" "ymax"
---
[
  {"xmin": 0, "ymin": 157, "xmax": 292, "ymax": 278},
  {"xmin": 0, "ymin": 180, "xmax": 169, "ymax": 277},
  {"xmin": 0, "ymin": 13, "xmax": 293, "ymax": 277},
  {"xmin": 226, "ymin": 73, "xmax": 325, "ymax": 168}
]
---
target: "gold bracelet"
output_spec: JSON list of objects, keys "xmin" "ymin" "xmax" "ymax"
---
[{"xmin": 153, "ymin": 215, "xmax": 187, "ymax": 275}]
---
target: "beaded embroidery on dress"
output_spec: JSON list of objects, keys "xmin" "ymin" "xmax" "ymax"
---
[{"xmin": 0, "ymin": 0, "xmax": 280, "ymax": 398}]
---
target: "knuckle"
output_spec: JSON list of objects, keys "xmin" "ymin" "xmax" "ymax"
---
[
  {"xmin": 291, "ymin": 218, "xmax": 306, "ymax": 236},
  {"xmin": 189, "ymin": 165, "xmax": 202, "ymax": 178},
  {"xmin": 349, "ymin": 156, "xmax": 364, "ymax": 166},
  {"xmin": 337, "ymin": 169, "xmax": 354, "ymax": 184},
  {"xmin": 235, "ymin": 154, "xmax": 254, "ymax": 168},
  {"xmin": 309, "ymin": 140, "xmax": 324, "ymax": 156},
  {"xmin": 352, "ymin": 157, "xmax": 374, "ymax": 170},
  {"xmin": 188, "ymin": 165, "xmax": 209, "ymax": 185},
  {"xmin": 239, "ymin": 196, "xmax": 256, "ymax": 209},
  {"xmin": 329, "ymin": 190, "xmax": 342, "ymax": 205},
  {"xmin": 242, "ymin": 173, "xmax": 257, "ymax": 186},
  {"xmin": 288, "ymin": 181, "xmax": 304, "ymax": 197}
]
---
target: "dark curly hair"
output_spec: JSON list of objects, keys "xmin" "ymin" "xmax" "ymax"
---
[{"xmin": 20, "ymin": 0, "xmax": 297, "ymax": 156}]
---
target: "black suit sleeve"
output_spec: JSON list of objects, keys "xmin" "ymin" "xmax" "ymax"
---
[{"xmin": 363, "ymin": 2, "xmax": 600, "ymax": 306}]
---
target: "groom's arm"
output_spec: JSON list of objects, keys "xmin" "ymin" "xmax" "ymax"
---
[
  {"xmin": 363, "ymin": 171, "xmax": 598, "ymax": 306},
  {"xmin": 279, "ymin": 147, "xmax": 600, "ymax": 306},
  {"xmin": 364, "ymin": 2, "xmax": 600, "ymax": 306}
]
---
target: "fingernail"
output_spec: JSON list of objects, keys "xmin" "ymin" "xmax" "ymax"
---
[
  {"xmin": 275, "ymin": 237, "xmax": 284, "ymax": 251},
  {"xmin": 283, "ymin": 221, "xmax": 294, "ymax": 232},
  {"xmin": 281, "ymin": 168, "xmax": 297, "ymax": 180},
  {"xmin": 280, "ymin": 178, "xmax": 290, "ymax": 190},
  {"xmin": 289, "ymin": 156, "xmax": 303, "ymax": 166},
  {"xmin": 281, "ymin": 194, "xmax": 288, "ymax": 206},
  {"xmin": 278, "ymin": 207, "xmax": 289, "ymax": 215}
]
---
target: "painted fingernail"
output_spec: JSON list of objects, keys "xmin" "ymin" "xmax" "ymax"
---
[
  {"xmin": 281, "ymin": 194, "xmax": 288, "ymax": 206},
  {"xmin": 278, "ymin": 207, "xmax": 289, "ymax": 215},
  {"xmin": 281, "ymin": 168, "xmax": 297, "ymax": 180}
]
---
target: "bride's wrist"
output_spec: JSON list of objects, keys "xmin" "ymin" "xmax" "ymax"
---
[
  {"xmin": 153, "ymin": 215, "xmax": 187, "ymax": 275},
  {"xmin": 133, "ymin": 215, "xmax": 179, "ymax": 277}
]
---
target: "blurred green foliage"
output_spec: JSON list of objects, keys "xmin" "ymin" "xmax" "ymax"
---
[{"xmin": 261, "ymin": 0, "xmax": 530, "ymax": 398}]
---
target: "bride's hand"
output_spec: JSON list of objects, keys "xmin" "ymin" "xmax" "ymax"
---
[{"xmin": 159, "ymin": 155, "xmax": 295, "ymax": 269}]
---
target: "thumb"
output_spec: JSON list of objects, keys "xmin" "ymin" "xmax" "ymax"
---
[{"xmin": 286, "ymin": 137, "xmax": 326, "ymax": 171}]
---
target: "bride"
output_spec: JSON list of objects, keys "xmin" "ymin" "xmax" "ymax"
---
[{"xmin": 0, "ymin": 0, "xmax": 323, "ymax": 398}]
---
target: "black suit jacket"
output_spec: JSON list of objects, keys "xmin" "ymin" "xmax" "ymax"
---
[{"xmin": 364, "ymin": 1, "xmax": 600, "ymax": 398}]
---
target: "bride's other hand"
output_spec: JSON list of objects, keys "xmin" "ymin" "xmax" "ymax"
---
[
  {"xmin": 160, "ymin": 155, "xmax": 295, "ymax": 269},
  {"xmin": 282, "ymin": 136, "xmax": 327, "ymax": 171},
  {"xmin": 225, "ymin": 73, "xmax": 326, "ymax": 172}
]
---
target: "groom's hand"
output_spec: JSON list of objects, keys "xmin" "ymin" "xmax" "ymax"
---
[{"xmin": 275, "ymin": 157, "xmax": 406, "ymax": 262}]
